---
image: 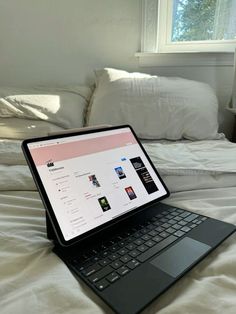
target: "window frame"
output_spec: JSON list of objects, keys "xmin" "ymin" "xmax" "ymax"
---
[{"xmin": 142, "ymin": 0, "xmax": 236, "ymax": 53}]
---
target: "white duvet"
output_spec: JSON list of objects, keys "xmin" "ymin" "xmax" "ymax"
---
[{"xmin": 0, "ymin": 138, "xmax": 236, "ymax": 314}]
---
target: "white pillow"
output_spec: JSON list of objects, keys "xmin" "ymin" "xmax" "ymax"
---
[
  {"xmin": 0, "ymin": 118, "xmax": 65, "ymax": 139},
  {"xmin": 0, "ymin": 86, "xmax": 92, "ymax": 128},
  {"xmin": 87, "ymin": 68, "xmax": 222, "ymax": 140}
]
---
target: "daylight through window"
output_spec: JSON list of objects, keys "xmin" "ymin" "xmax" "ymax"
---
[
  {"xmin": 172, "ymin": 0, "xmax": 236, "ymax": 42},
  {"xmin": 143, "ymin": 0, "xmax": 236, "ymax": 53}
]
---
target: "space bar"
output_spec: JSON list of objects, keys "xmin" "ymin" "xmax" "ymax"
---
[{"xmin": 137, "ymin": 235, "xmax": 178, "ymax": 263}]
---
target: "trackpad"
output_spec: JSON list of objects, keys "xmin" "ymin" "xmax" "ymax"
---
[{"xmin": 150, "ymin": 237, "xmax": 211, "ymax": 278}]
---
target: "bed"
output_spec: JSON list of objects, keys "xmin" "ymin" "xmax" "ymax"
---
[{"xmin": 0, "ymin": 69, "xmax": 236, "ymax": 314}]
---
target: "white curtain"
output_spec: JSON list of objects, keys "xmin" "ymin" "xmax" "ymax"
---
[
  {"xmin": 213, "ymin": 0, "xmax": 236, "ymax": 40},
  {"xmin": 227, "ymin": 49, "xmax": 236, "ymax": 113}
]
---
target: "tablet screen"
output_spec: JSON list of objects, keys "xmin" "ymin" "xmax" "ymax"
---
[{"xmin": 25, "ymin": 126, "xmax": 168, "ymax": 244}]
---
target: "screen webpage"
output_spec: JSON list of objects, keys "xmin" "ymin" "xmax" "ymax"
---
[{"xmin": 28, "ymin": 127, "xmax": 167, "ymax": 241}]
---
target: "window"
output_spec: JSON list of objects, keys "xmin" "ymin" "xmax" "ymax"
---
[{"xmin": 142, "ymin": 0, "xmax": 236, "ymax": 53}]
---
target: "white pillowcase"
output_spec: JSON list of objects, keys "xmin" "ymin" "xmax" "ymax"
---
[
  {"xmin": 87, "ymin": 68, "xmax": 222, "ymax": 140},
  {"xmin": 0, "ymin": 86, "xmax": 92, "ymax": 128}
]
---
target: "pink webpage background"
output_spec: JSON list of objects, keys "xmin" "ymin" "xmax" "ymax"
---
[{"xmin": 30, "ymin": 132, "xmax": 137, "ymax": 166}]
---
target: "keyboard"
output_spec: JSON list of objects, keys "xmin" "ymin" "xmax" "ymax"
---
[{"xmin": 71, "ymin": 208, "xmax": 208, "ymax": 291}]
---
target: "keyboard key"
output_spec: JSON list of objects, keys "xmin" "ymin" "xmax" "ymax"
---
[
  {"xmin": 90, "ymin": 256, "xmax": 100, "ymax": 263},
  {"xmin": 168, "ymin": 219, "xmax": 177, "ymax": 225},
  {"xmin": 162, "ymin": 223, "xmax": 171, "ymax": 228},
  {"xmin": 88, "ymin": 265, "xmax": 113, "ymax": 283},
  {"xmin": 150, "ymin": 217, "xmax": 157, "ymax": 222},
  {"xmin": 133, "ymin": 231, "xmax": 142, "ymax": 238},
  {"xmin": 117, "ymin": 266, "xmax": 130, "ymax": 276},
  {"xmin": 181, "ymin": 226, "xmax": 191, "ymax": 232},
  {"xmin": 95, "ymin": 279, "xmax": 110, "ymax": 291},
  {"xmin": 153, "ymin": 221, "xmax": 162, "ymax": 226},
  {"xmin": 172, "ymin": 224, "xmax": 182, "ymax": 230},
  {"xmin": 96, "ymin": 243, "xmax": 108, "ymax": 251},
  {"xmin": 100, "ymin": 251, "xmax": 109, "ymax": 258},
  {"xmin": 148, "ymin": 230, "xmax": 158, "ymax": 237},
  {"xmin": 111, "ymin": 260, "xmax": 123, "ymax": 270},
  {"xmin": 137, "ymin": 224, "xmax": 145, "ymax": 229},
  {"xmin": 159, "ymin": 231, "xmax": 169, "ymax": 238},
  {"xmin": 180, "ymin": 212, "xmax": 190, "ymax": 218},
  {"xmin": 146, "ymin": 224, "xmax": 155, "ymax": 231},
  {"xmin": 162, "ymin": 210, "xmax": 168, "ymax": 215},
  {"xmin": 178, "ymin": 220, "xmax": 188, "ymax": 226},
  {"xmin": 173, "ymin": 216, "xmax": 182, "ymax": 222},
  {"xmin": 114, "ymin": 235, "xmax": 123, "ymax": 241},
  {"xmin": 134, "ymin": 239, "xmax": 144, "ymax": 246},
  {"xmin": 120, "ymin": 255, "xmax": 132, "ymax": 263},
  {"xmin": 201, "ymin": 217, "xmax": 208, "ymax": 221},
  {"xmin": 190, "ymin": 224, "xmax": 197, "ymax": 229},
  {"xmin": 127, "ymin": 259, "xmax": 140, "ymax": 270},
  {"xmin": 118, "ymin": 248, "xmax": 128, "ymax": 256},
  {"xmin": 166, "ymin": 227, "xmax": 175, "ymax": 234},
  {"xmin": 126, "ymin": 236, "xmax": 135, "ymax": 243},
  {"xmin": 126, "ymin": 243, "xmax": 136, "ymax": 250},
  {"xmin": 106, "ymin": 272, "xmax": 120, "ymax": 283},
  {"xmin": 137, "ymin": 244, "xmax": 148, "ymax": 252},
  {"xmin": 118, "ymin": 241, "xmax": 126, "ymax": 247},
  {"xmin": 137, "ymin": 235, "xmax": 177, "ymax": 263},
  {"xmin": 99, "ymin": 259, "xmax": 110, "ymax": 267},
  {"xmin": 184, "ymin": 214, "xmax": 199, "ymax": 222},
  {"xmin": 145, "ymin": 240, "xmax": 155, "ymax": 247},
  {"xmin": 141, "ymin": 234, "xmax": 151, "ymax": 241},
  {"xmin": 129, "ymin": 250, "xmax": 140, "ymax": 258},
  {"xmin": 82, "ymin": 263, "xmax": 101, "ymax": 277},
  {"xmin": 82, "ymin": 252, "xmax": 92, "ymax": 260},
  {"xmin": 153, "ymin": 235, "xmax": 162, "ymax": 242},
  {"xmin": 89, "ymin": 248, "xmax": 99, "ymax": 255},
  {"xmin": 123, "ymin": 231, "xmax": 132, "ymax": 237},
  {"xmin": 108, "ymin": 253, "xmax": 119, "ymax": 261},
  {"xmin": 160, "ymin": 218, "xmax": 168, "ymax": 223},
  {"xmin": 140, "ymin": 228, "xmax": 149, "ymax": 234},
  {"xmin": 174, "ymin": 230, "xmax": 185, "ymax": 237},
  {"xmin": 74, "ymin": 259, "xmax": 91, "ymax": 271},
  {"xmin": 155, "ymin": 226, "xmax": 164, "ymax": 233},
  {"xmin": 107, "ymin": 240, "xmax": 116, "ymax": 246},
  {"xmin": 110, "ymin": 245, "xmax": 120, "ymax": 252}
]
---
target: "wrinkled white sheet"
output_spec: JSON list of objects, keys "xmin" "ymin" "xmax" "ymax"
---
[
  {"xmin": 0, "ymin": 139, "xmax": 25, "ymax": 164},
  {"xmin": 143, "ymin": 140, "xmax": 236, "ymax": 193},
  {"xmin": 143, "ymin": 140, "xmax": 236, "ymax": 174},
  {"xmin": 0, "ymin": 138, "xmax": 235, "ymax": 314}
]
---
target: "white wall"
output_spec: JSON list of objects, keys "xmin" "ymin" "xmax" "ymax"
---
[
  {"xmin": 0, "ymin": 0, "xmax": 234, "ymax": 137},
  {"xmin": 0, "ymin": 0, "xmax": 140, "ymax": 85}
]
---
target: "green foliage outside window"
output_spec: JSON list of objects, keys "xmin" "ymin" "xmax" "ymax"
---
[{"xmin": 172, "ymin": 0, "xmax": 234, "ymax": 42}]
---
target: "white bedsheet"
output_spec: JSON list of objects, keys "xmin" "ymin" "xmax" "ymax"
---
[
  {"xmin": 0, "ymin": 138, "xmax": 235, "ymax": 314},
  {"xmin": 143, "ymin": 140, "xmax": 236, "ymax": 193}
]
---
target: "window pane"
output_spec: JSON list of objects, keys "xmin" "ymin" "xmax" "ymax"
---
[{"xmin": 172, "ymin": 0, "xmax": 236, "ymax": 42}]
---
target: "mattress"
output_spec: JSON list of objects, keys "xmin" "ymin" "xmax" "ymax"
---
[{"xmin": 0, "ymin": 137, "xmax": 236, "ymax": 314}]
